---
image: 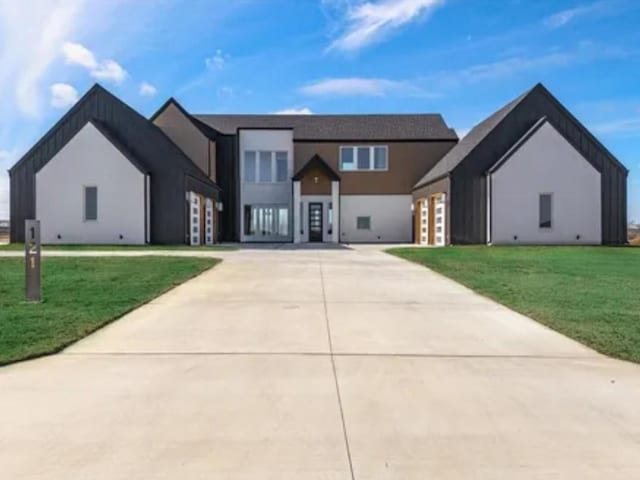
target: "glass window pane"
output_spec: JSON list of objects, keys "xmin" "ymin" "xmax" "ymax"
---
[
  {"xmin": 244, "ymin": 205, "xmax": 252, "ymax": 235},
  {"xmin": 539, "ymin": 194, "xmax": 552, "ymax": 228},
  {"xmin": 84, "ymin": 186, "xmax": 97, "ymax": 220},
  {"xmin": 278, "ymin": 207, "xmax": 289, "ymax": 236},
  {"xmin": 340, "ymin": 148, "xmax": 354, "ymax": 171},
  {"xmin": 259, "ymin": 151, "xmax": 272, "ymax": 182},
  {"xmin": 357, "ymin": 147, "xmax": 370, "ymax": 170},
  {"xmin": 244, "ymin": 151, "xmax": 256, "ymax": 182},
  {"xmin": 373, "ymin": 147, "xmax": 387, "ymax": 170},
  {"xmin": 328, "ymin": 202, "xmax": 333, "ymax": 235},
  {"xmin": 275, "ymin": 151, "xmax": 288, "ymax": 182}
]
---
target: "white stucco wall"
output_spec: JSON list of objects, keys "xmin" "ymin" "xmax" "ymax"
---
[
  {"xmin": 340, "ymin": 195, "xmax": 412, "ymax": 243},
  {"xmin": 490, "ymin": 121, "xmax": 601, "ymax": 244},
  {"xmin": 238, "ymin": 129, "xmax": 294, "ymax": 242},
  {"xmin": 36, "ymin": 122, "xmax": 146, "ymax": 244}
]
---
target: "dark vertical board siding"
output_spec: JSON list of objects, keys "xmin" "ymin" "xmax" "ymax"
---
[
  {"xmin": 215, "ymin": 134, "xmax": 239, "ymax": 241},
  {"xmin": 9, "ymin": 85, "xmax": 218, "ymax": 244},
  {"xmin": 450, "ymin": 86, "xmax": 628, "ymax": 244}
]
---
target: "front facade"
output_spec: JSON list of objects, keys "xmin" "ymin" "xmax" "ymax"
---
[{"xmin": 9, "ymin": 83, "xmax": 628, "ymax": 246}]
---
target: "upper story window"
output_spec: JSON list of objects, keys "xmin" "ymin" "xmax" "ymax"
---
[
  {"xmin": 243, "ymin": 150, "xmax": 289, "ymax": 183},
  {"xmin": 340, "ymin": 146, "xmax": 388, "ymax": 171}
]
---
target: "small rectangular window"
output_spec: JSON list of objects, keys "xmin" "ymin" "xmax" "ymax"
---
[
  {"xmin": 373, "ymin": 146, "xmax": 387, "ymax": 170},
  {"xmin": 275, "ymin": 151, "xmax": 288, "ymax": 182},
  {"xmin": 539, "ymin": 193, "xmax": 552, "ymax": 229},
  {"xmin": 357, "ymin": 216, "xmax": 371, "ymax": 230},
  {"xmin": 84, "ymin": 186, "xmax": 97, "ymax": 221},
  {"xmin": 259, "ymin": 151, "xmax": 272, "ymax": 182},
  {"xmin": 340, "ymin": 147, "xmax": 355, "ymax": 171},
  {"xmin": 244, "ymin": 151, "xmax": 256, "ymax": 182}
]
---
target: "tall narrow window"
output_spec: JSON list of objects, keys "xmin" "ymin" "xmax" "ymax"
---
[
  {"xmin": 373, "ymin": 146, "xmax": 387, "ymax": 170},
  {"xmin": 539, "ymin": 194, "xmax": 552, "ymax": 229},
  {"xmin": 84, "ymin": 186, "xmax": 98, "ymax": 221},
  {"xmin": 244, "ymin": 151, "xmax": 256, "ymax": 182},
  {"xmin": 259, "ymin": 151, "xmax": 272, "ymax": 182},
  {"xmin": 275, "ymin": 151, "xmax": 288, "ymax": 182},
  {"xmin": 356, "ymin": 147, "xmax": 370, "ymax": 170}
]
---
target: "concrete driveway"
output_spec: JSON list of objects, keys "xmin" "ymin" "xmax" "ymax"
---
[{"xmin": 1, "ymin": 246, "xmax": 639, "ymax": 479}]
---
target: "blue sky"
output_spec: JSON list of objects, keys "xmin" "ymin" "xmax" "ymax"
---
[{"xmin": 0, "ymin": 0, "xmax": 639, "ymax": 221}]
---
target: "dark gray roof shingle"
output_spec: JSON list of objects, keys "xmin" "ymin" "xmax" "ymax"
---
[
  {"xmin": 414, "ymin": 88, "xmax": 532, "ymax": 189},
  {"xmin": 192, "ymin": 114, "xmax": 457, "ymax": 141}
]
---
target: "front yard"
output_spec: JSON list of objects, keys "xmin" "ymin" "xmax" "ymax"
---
[
  {"xmin": 0, "ymin": 256, "xmax": 218, "ymax": 366},
  {"xmin": 389, "ymin": 246, "xmax": 640, "ymax": 363}
]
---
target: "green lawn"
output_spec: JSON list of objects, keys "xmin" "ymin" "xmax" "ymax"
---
[
  {"xmin": 0, "ymin": 256, "xmax": 218, "ymax": 366},
  {"xmin": 0, "ymin": 243, "xmax": 236, "ymax": 251},
  {"xmin": 388, "ymin": 246, "xmax": 640, "ymax": 363}
]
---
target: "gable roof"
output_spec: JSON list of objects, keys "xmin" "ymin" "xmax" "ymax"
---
[
  {"xmin": 414, "ymin": 82, "xmax": 628, "ymax": 189},
  {"xmin": 192, "ymin": 114, "xmax": 457, "ymax": 141},
  {"xmin": 89, "ymin": 120, "xmax": 149, "ymax": 174},
  {"xmin": 150, "ymin": 97, "xmax": 220, "ymax": 141},
  {"xmin": 414, "ymin": 86, "xmax": 532, "ymax": 188},
  {"xmin": 10, "ymin": 84, "xmax": 217, "ymax": 190},
  {"xmin": 293, "ymin": 154, "xmax": 340, "ymax": 181}
]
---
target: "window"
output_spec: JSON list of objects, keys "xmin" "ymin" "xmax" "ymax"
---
[
  {"xmin": 357, "ymin": 216, "xmax": 371, "ymax": 230},
  {"xmin": 84, "ymin": 186, "xmax": 97, "ymax": 221},
  {"xmin": 244, "ymin": 151, "xmax": 256, "ymax": 182},
  {"xmin": 357, "ymin": 147, "xmax": 370, "ymax": 169},
  {"xmin": 539, "ymin": 193, "xmax": 552, "ymax": 229},
  {"xmin": 340, "ymin": 148, "xmax": 355, "ymax": 171},
  {"xmin": 259, "ymin": 151, "xmax": 272, "ymax": 182},
  {"xmin": 373, "ymin": 146, "xmax": 387, "ymax": 170},
  {"xmin": 275, "ymin": 151, "xmax": 288, "ymax": 182},
  {"xmin": 244, "ymin": 150, "xmax": 290, "ymax": 183},
  {"xmin": 340, "ymin": 146, "xmax": 388, "ymax": 171},
  {"xmin": 328, "ymin": 202, "xmax": 333, "ymax": 235},
  {"xmin": 244, "ymin": 205, "xmax": 290, "ymax": 237}
]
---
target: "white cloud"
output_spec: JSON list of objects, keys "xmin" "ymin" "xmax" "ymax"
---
[
  {"xmin": 90, "ymin": 59, "xmax": 127, "ymax": 83},
  {"xmin": 0, "ymin": 0, "xmax": 85, "ymax": 117},
  {"xmin": 61, "ymin": 41, "xmax": 97, "ymax": 69},
  {"xmin": 206, "ymin": 49, "xmax": 226, "ymax": 70},
  {"xmin": 61, "ymin": 41, "xmax": 127, "ymax": 84},
  {"xmin": 327, "ymin": 0, "xmax": 445, "ymax": 52},
  {"xmin": 545, "ymin": 3, "xmax": 600, "ymax": 28},
  {"xmin": 217, "ymin": 86, "xmax": 234, "ymax": 98},
  {"xmin": 274, "ymin": 107, "xmax": 313, "ymax": 115},
  {"xmin": 50, "ymin": 83, "xmax": 79, "ymax": 108},
  {"xmin": 301, "ymin": 77, "xmax": 418, "ymax": 96},
  {"xmin": 139, "ymin": 81, "xmax": 158, "ymax": 96}
]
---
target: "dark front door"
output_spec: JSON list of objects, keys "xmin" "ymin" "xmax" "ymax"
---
[{"xmin": 308, "ymin": 203, "xmax": 323, "ymax": 242}]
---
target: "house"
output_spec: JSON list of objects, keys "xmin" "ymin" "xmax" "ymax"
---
[
  {"xmin": 413, "ymin": 83, "xmax": 628, "ymax": 246},
  {"xmin": 8, "ymin": 82, "xmax": 628, "ymax": 246}
]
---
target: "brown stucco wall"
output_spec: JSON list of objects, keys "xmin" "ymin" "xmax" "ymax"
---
[
  {"xmin": 412, "ymin": 176, "xmax": 451, "ymax": 245},
  {"xmin": 300, "ymin": 165, "xmax": 333, "ymax": 195},
  {"xmin": 294, "ymin": 141, "xmax": 456, "ymax": 195},
  {"xmin": 153, "ymin": 103, "xmax": 215, "ymax": 181}
]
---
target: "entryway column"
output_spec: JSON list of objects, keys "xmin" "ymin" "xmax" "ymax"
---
[
  {"xmin": 331, "ymin": 181, "xmax": 340, "ymax": 243},
  {"xmin": 293, "ymin": 180, "xmax": 301, "ymax": 243}
]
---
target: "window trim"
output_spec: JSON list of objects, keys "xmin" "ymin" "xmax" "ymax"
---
[
  {"xmin": 83, "ymin": 185, "xmax": 98, "ymax": 222},
  {"xmin": 539, "ymin": 192, "xmax": 553, "ymax": 230},
  {"xmin": 339, "ymin": 146, "xmax": 388, "ymax": 172}
]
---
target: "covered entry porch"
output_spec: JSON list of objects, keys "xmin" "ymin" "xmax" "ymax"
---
[{"xmin": 292, "ymin": 155, "xmax": 341, "ymax": 244}]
